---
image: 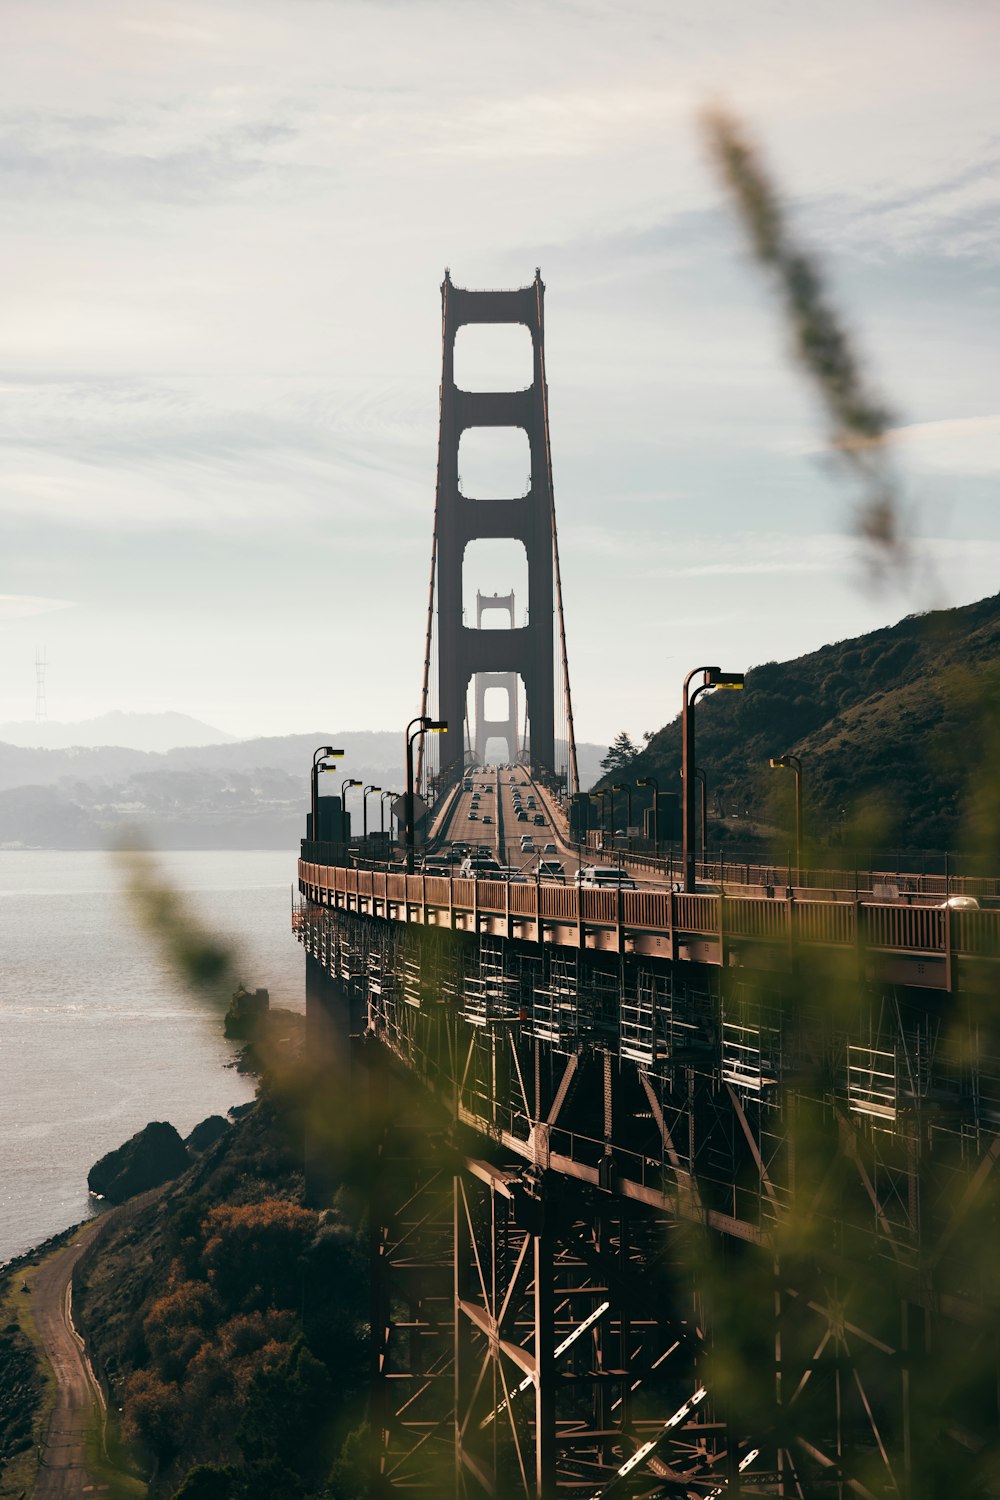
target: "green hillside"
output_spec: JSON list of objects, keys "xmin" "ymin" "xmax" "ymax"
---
[{"xmin": 600, "ymin": 592, "xmax": 1000, "ymax": 857}]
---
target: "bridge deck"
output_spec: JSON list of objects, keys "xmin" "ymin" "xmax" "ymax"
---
[{"xmin": 299, "ymin": 863, "xmax": 999, "ymax": 994}]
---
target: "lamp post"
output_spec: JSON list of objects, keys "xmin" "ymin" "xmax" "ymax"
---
[
  {"xmin": 363, "ymin": 784, "xmax": 382, "ymax": 841},
  {"xmin": 340, "ymin": 777, "xmax": 362, "ymax": 845},
  {"xmin": 590, "ymin": 790, "xmax": 611, "ymax": 849},
  {"xmin": 636, "ymin": 775, "xmax": 659, "ymax": 853},
  {"xmin": 770, "ymin": 754, "xmax": 803, "ymax": 885},
  {"xmin": 694, "ymin": 768, "xmax": 707, "ymax": 866},
  {"xmin": 611, "ymin": 783, "xmax": 632, "ymax": 850},
  {"xmin": 682, "ymin": 666, "xmax": 744, "ymax": 891},
  {"xmin": 310, "ymin": 746, "xmax": 344, "ymax": 841},
  {"xmin": 405, "ymin": 716, "xmax": 448, "ymax": 872},
  {"xmin": 381, "ymin": 789, "xmax": 397, "ymax": 841}
]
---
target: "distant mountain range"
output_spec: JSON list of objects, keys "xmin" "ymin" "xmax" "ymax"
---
[
  {"xmin": 595, "ymin": 591, "xmax": 1000, "ymax": 856},
  {"xmin": 0, "ymin": 724, "xmax": 609, "ymax": 849},
  {"xmin": 0, "ymin": 711, "xmax": 236, "ymax": 753}
]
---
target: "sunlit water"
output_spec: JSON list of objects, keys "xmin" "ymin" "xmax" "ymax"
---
[{"xmin": 0, "ymin": 849, "xmax": 304, "ymax": 1262}]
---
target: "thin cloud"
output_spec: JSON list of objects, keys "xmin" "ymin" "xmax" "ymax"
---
[{"xmin": 0, "ymin": 594, "xmax": 76, "ymax": 621}]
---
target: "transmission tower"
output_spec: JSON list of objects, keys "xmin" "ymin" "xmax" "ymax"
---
[{"xmin": 35, "ymin": 646, "xmax": 48, "ymax": 723}]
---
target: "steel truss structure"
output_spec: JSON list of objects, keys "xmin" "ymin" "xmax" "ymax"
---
[{"xmin": 299, "ymin": 902, "xmax": 1000, "ymax": 1497}]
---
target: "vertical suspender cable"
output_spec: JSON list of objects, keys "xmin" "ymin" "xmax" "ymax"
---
[
  {"xmin": 535, "ymin": 276, "xmax": 580, "ymax": 796},
  {"xmin": 416, "ymin": 284, "xmax": 449, "ymax": 793}
]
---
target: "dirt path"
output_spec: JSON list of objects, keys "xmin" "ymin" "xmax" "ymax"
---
[{"xmin": 29, "ymin": 1220, "xmax": 106, "ymax": 1499}]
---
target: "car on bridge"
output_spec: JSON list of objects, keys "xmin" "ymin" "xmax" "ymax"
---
[
  {"xmin": 574, "ymin": 866, "xmax": 638, "ymax": 890},
  {"xmin": 536, "ymin": 859, "xmax": 565, "ymax": 881}
]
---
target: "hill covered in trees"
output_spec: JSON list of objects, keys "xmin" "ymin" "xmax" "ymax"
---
[
  {"xmin": 598, "ymin": 592, "xmax": 1000, "ymax": 857},
  {"xmin": 74, "ymin": 1090, "xmax": 370, "ymax": 1500}
]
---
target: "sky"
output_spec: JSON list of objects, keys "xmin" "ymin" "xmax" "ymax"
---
[{"xmin": 1, "ymin": 0, "xmax": 998, "ymax": 746}]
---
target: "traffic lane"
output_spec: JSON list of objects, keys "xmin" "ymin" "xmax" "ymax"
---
[
  {"xmin": 446, "ymin": 772, "xmax": 502, "ymax": 857},
  {"xmin": 516, "ymin": 773, "xmax": 673, "ymax": 889},
  {"xmin": 498, "ymin": 770, "xmax": 570, "ymax": 875}
]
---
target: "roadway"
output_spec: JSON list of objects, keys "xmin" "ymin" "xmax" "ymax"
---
[
  {"xmin": 432, "ymin": 769, "xmax": 995, "ymax": 907},
  {"xmin": 432, "ymin": 765, "xmax": 651, "ymax": 883},
  {"xmin": 29, "ymin": 1220, "xmax": 106, "ymax": 1499}
]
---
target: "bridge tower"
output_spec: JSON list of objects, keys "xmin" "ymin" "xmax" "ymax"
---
[
  {"xmin": 473, "ymin": 592, "xmax": 520, "ymax": 764},
  {"xmin": 420, "ymin": 270, "xmax": 579, "ymax": 793}
]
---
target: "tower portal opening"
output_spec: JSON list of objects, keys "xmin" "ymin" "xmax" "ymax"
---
[
  {"xmin": 482, "ymin": 735, "xmax": 513, "ymax": 766},
  {"xmin": 462, "ymin": 541, "xmax": 528, "ymax": 624},
  {"xmin": 457, "ymin": 427, "xmax": 531, "ymax": 500},
  {"xmin": 454, "ymin": 323, "xmax": 534, "ymax": 393},
  {"xmin": 483, "ymin": 685, "xmax": 511, "ymax": 721}
]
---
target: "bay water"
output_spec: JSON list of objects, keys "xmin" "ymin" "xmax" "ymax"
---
[{"xmin": 0, "ymin": 849, "xmax": 304, "ymax": 1262}]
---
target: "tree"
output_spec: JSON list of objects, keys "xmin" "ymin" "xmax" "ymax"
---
[
  {"xmin": 171, "ymin": 1464, "xmax": 237, "ymax": 1500},
  {"xmin": 600, "ymin": 731, "xmax": 639, "ymax": 775},
  {"xmin": 237, "ymin": 1341, "xmax": 334, "ymax": 1491}
]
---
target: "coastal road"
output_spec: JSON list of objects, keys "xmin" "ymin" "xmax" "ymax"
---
[{"xmin": 30, "ymin": 1219, "xmax": 106, "ymax": 1499}]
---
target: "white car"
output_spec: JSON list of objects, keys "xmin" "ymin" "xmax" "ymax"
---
[
  {"xmin": 574, "ymin": 866, "xmax": 638, "ymax": 890},
  {"xmin": 938, "ymin": 895, "xmax": 980, "ymax": 910}
]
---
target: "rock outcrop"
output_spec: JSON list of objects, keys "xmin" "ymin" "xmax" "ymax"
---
[
  {"xmin": 184, "ymin": 1115, "xmax": 230, "ymax": 1154},
  {"xmin": 87, "ymin": 1121, "xmax": 189, "ymax": 1204},
  {"xmin": 224, "ymin": 985, "xmax": 269, "ymax": 1039}
]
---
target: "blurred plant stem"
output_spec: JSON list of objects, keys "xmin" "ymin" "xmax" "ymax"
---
[
  {"xmin": 703, "ymin": 106, "xmax": 916, "ymax": 591},
  {"xmin": 117, "ymin": 841, "xmax": 242, "ymax": 1005}
]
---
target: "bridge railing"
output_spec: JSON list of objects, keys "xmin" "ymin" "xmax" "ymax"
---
[
  {"xmin": 297, "ymin": 857, "xmax": 1000, "ymax": 972},
  {"xmin": 575, "ymin": 840, "xmax": 1000, "ymax": 894}
]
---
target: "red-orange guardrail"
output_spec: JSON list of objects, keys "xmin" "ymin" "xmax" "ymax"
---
[
  {"xmin": 510, "ymin": 884, "xmax": 538, "ymax": 917},
  {"xmin": 862, "ymin": 903, "xmax": 943, "ymax": 952},
  {"xmin": 541, "ymin": 884, "xmax": 578, "ymax": 921},
  {"xmin": 295, "ymin": 859, "xmax": 1000, "ymax": 971},
  {"xmin": 794, "ymin": 901, "xmax": 855, "ymax": 946}
]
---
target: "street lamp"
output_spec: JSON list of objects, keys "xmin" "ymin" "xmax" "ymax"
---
[
  {"xmin": 636, "ymin": 776, "xmax": 659, "ymax": 853},
  {"xmin": 363, "ymin": 784, "xmax": 382, "ymax": 840},
  {"xmin": 340, "ymin": 777, "xmax": 362, "ymax": 844},
  {"xmin": 611, "ymin": 783, "xmax": 632, "ymax": 849},
  {"xmin": 310, "ymin": 745, "xmax": 344, "ymax": 841},
  {"xmin": 682, "ymin": 666, "xmax": 744, "ymax": 891},
  {"xmin": 405, "ymin": 716, "xmax": 448, "ymax": 872},
  {"xmin": 590, "ymin": 790, "xmax": 611, "ymax": 848},
  {"xmin": 694, "ymin": 769, "xmax": 707, "ymax": 864},
  {"xmin": 380, "ymin": 789, "xmax": 397, "ymax": 841},
  {"xmin": 770, "ymin": 754, "xmax": 803, "ymax": 884}
]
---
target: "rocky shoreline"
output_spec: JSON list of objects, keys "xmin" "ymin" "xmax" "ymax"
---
[{"xmin": 1, "ymin": 1002, "xmax": 315, "ymax": 1499}]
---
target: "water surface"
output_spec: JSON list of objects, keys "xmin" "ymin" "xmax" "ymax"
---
[{"xmin": 0, "ymin": 849, "xmax": 303, "ymax": 1261}]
